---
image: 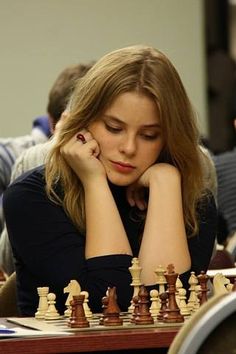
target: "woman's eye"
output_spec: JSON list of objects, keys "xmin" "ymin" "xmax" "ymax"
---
[
  {"xmin": 105, "ymin": 124, "xmax": 122, "ymax": 133},
  {"xmin": 141, "ymin": 133, "xmax": 159, "ymax": 140}
]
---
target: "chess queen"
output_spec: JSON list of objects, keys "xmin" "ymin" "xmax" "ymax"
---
[{"xmin": 3, "ymin": 45, "xmax": 217, "ymax": 316}]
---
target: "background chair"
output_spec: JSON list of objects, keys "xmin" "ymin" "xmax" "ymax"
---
[
  {"xmin": 168, "ymin": 291, "xmax": 236, "ymax": 354},
  {"xmin": 0, "ymin": 272, "xmax": 19, "ymax": 316}
]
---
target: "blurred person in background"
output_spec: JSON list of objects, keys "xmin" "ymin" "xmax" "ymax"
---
[
  {"xmin": 213, "ymin": 118, "xmax": 236, "ymax": 254},
  {"xmin": 0, "ymin": 62, "xmax": 94, "ymax": 275}
]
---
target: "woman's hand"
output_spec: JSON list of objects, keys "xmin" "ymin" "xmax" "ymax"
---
[
  {"xmin": 60, "ymin": 131, "xmax": 106, "ymax": 186},
  {"xmin": 126, "ymin": 163, "xmax": 180, "ymax": 210}
]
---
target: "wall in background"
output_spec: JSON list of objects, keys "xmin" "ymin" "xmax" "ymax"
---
[{"xmin": 0, "ymin": 0, "xmax": 207, "ymax": 137}]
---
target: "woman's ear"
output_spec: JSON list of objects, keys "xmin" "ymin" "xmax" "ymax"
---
[{"xmin": 234, "ymin": 119, "xmax": 236, "ymax": 131}]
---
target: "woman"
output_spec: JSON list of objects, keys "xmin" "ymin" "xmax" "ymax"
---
[{"xmin": 3, "ymin": 45, "xmax": 217, "ymax": 316}]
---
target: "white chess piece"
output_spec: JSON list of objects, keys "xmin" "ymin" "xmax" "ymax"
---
[
  {"xmin": 80, "ymin": 290, "xmax": 93, "ymax": 318},
  {"xmin": 178, "ymin": 288, "xmax": 191, "ymax": 317},
  {"xmin": 213, "ymin": 273, "xmax": 231, "ymax": 296},
  {"xmin": 187, "ymin": 272, "xmax": 198, "ymax": 312},
  {"xmin": 154, "ymin": 265, "xmax": 167, "ymax": 295},
  {"xmin": 128, "ymin": 257, "xmax": 142, "ymax": 313},
  {"xmin": 64, "ymin": 279, "xmax": 81, "ymax": 317},
  {"xmin": 149, "ymin": 289, "xmax": 160, "ymax": 318},
  {"xmin": 175, "ymin": 276, "xmax": 183, "ymax": 308},
  {"xmin": 35, "ymin": 287, "xmax": 49, "ymax": 319},
  {"xmin": 45, "ymin": 293, "xmax": 60, "ymax": 320}
]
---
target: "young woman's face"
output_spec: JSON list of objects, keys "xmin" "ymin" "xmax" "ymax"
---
[{"xmin": 89, "ymin": 91, "xmax": 164, "ymax": 186}]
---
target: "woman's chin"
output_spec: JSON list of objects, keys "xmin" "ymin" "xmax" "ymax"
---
[{"xmin": 106, "ymin": 172, "xmax": 137, "ymax": 187}]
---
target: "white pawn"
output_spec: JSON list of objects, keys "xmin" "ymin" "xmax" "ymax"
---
[
  {"xmin": 178, "ymin": 288, "xmax": 191, "ymax": 317},
  {"xmin": 80, "ymin": 290, "xmax": 93, "ymax": 318},
  {"xmin": 45, "ymin": 293, "xmax": 60, "ymax": 320},
  {"xmin": 149, "ymin": 289, "xmax": 160, "ymax": 319},
  {"xmin": 35, "ymin": 287, "xmax": 49, "ymax": 319}
]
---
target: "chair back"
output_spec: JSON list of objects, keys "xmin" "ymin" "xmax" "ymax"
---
[
  {"xmin": 168, "ymin": 291, "xmax": 236, "ymax": 354},
  {"xmin": 0, "ymin": 272, "xmax": 19, "ymax": 317}
]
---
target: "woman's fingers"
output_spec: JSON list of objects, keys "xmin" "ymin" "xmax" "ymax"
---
[{"xmin": 126, "ymin": 185, "xmax": 147, "ymax": 210}]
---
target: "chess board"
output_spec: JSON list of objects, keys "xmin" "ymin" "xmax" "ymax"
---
[{"xmin": 7, "ymin": 313, "xmax": 183, "ymax": 333}]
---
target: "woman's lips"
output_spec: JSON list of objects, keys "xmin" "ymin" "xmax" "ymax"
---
[{"xmin": 111, "ymin": 161, "xmax": 135, "ymax": 173}]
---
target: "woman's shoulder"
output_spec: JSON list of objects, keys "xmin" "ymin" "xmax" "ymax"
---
[
  {"xmin": 2, "ymin": 166, "xmax": 47, "ymax": 217},
  {"xmin": 4, "ymin": 165, "xmax": 46, "ymax": 199}
]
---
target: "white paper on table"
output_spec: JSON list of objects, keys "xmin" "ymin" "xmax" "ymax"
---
[{"xmin": 0, "ymin": 327, "xmax": 72, "ymax": 338}]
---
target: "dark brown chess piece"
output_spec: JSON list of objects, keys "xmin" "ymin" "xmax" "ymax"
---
[
  {"xmin": 135, "ymin": 285, "xmax": 154, "ymax": 325},
  {"xmin": 130, "ymin": 295, "xmax": 139, "ymax": 323},
  {"xmin": 99, "ymin": 295, "xmax": 109, "ymax": 325},
  {"xmin": 68, "ymin": 294, "xmax": 89, "ymax": 328},
  {"xmin": 232, "ymin": 278, "xmax": 236, "ymax": 292},
  {"xmin": 157, "ymin": 291, "xmax": 168, "ymax": 322},
  {"xmin": 103, "ymin": 287, "xmax": 123, "ymax": 326},
  {"xmin": 163, "ymin": 264, "xmax": 184, "ymax": 323},
  {"xmin": 197, "ymin": 271, "xmax": 209, "ymax": 305}
]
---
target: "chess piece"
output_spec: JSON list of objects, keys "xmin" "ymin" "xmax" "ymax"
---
[
  {"xmin": 178, "ymin": 287, "xmax": 191, "ymax": 317},
  {"xmin": 99, "ymin": 295, "xmax": 109, "ymax": 325},
  {"xmin": 35, "ymin": 287, "xmax": 49, "ymax": 319},
  {"xmin": 192, "ymin": 285, "xmax": 201, "ymax": 313},
  {"xmin": 45, "ymin": 293, "xmax": 61, "ymax": 320},
  {"xmin": 187, "ymin": 271, "xmax": 199, "ymax": 311},
  {"xmin": 213, "ymin": 273, "xmax": 230, "ymax": 296},
  {"xmin": 103, "ymin": 287, "xmax": 123, "ymax": 326},
  {"xmin": 64, "ymin": 279, "xmax": 81, "ymax": 317},
  {"xmin": 232, "ymin": 278, "xmax": 236, "ymax": 291},
  {"xmin": 130, "ymin": 295, "xmax": 139, "ymax": 323},
  {"xmin": 163, "ymin": 264, "xmax": 184, "ymax": 323},
  {"xmin": 68, "ymin": 294, "xmax": 89, "ymax": 328},
  {"xmin": 135, "ymin": 285, "xmax": 154, "ymax": 325},
  {"xmin": 128, "ymin": 257, "xmax": 142, "ymax": 313},
  {"xmin": 149, "ymin": 289, "xmax": 160, "ymax": 319},
  {"xmin": 157, "ymin": 292, "xmax": 168, "ymax": 322},
  {"xmin": 175, "ymin": 276, "xmax": 183, "ymax": 308},
  {"xmin": 197, "ymin": 271, "xmax": 209, "ymax": 305},
  {"xmin": 154, "ymin": 265, "xmax": 167, "ymax": 295},
  {"xmin": 80, "ymin": 290, "xmax": 93, "ymax": 318}
]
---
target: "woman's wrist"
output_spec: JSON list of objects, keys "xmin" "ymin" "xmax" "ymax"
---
[
  {"xmin": 83, "ymin": 174, "xmax": 109, "ymax": 192},
  {"xmin": 149, "ymin": 163, "xmax": 180, "ymax": 184}
]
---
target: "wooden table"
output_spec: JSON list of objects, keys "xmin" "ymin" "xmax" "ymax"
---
[{"xmin": 0, "ymin": 317, "xmax": 179, "ymax": 354}]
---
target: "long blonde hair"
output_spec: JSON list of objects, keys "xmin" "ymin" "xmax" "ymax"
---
[{"xmin": 45, "ymin": 45, "xmax": 209, "ymax": 236}]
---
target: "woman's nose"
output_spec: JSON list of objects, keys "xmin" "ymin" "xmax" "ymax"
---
[{"xmin": 119, "ymin": 135, "xmax": 136, "ymax": 156}]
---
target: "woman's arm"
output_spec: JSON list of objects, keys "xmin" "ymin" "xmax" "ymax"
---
[
  {"xmin": 3, "ymin": 168, "xmax": 133, "ymax": 314},
  {"xmin": 84, "ymin": 177, "xmax": 132, "ymax": 258},
  {"xmin": 134, "ymin": 163, "xmax": 191, "ymax": 284},
  {"xmin": 61, "ymin": 131, "xmax": 132, "ymax": 259}
]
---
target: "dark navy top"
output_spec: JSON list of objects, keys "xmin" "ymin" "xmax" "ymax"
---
[{"xmin": 3, "ymin": 166, "xmax": 217, "ymax": 316}]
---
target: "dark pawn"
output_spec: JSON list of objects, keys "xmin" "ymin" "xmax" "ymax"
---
[
  {"xmin": 135, "ymin": 285, "xmax": 154, "ymax": 325},
  {"xmin": 99, "ymin": 295, "xmax": 109, "ymax": 325},
  {"xmin": 130, "ymin": 295, "xmax": 139, "ymax": 323},
  {"xmin": 157, "ymin": 292, "xmax": 168, "ymax": 322},
  {"xmin": 197, "ymin": 271, "xmax": 209, "ymax": 305}
]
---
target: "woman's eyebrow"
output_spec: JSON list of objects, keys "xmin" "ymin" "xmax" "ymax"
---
[{"xmin": 103, "ymin": 115, "xmax": 161, "ymax": 128}]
